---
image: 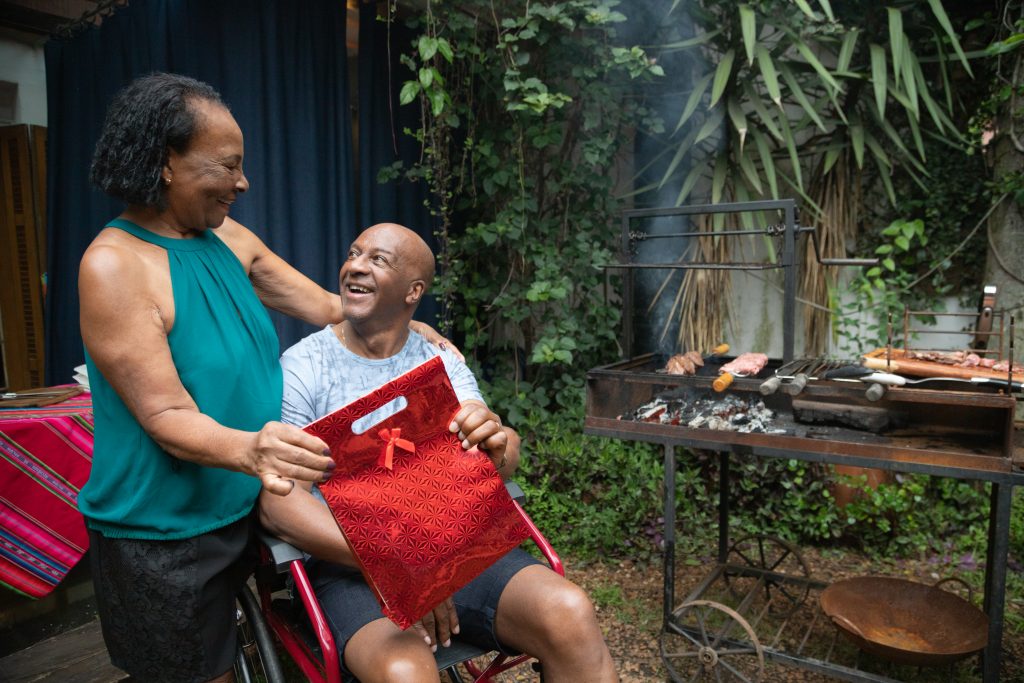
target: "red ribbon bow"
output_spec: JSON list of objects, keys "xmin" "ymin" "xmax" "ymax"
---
[{"xmin": 377, "ymin": 428, "xmax": 415, "ymax": 470}]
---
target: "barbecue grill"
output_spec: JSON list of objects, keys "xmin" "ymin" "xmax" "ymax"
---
[{"xmin": 585, "ymin": 199, "xmax": 1023, "ymax": 682}]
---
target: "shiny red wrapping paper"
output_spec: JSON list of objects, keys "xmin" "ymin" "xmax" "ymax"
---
[{"xmin": 306, "ymin": 356, "xmax": 530, "ymax": 629}]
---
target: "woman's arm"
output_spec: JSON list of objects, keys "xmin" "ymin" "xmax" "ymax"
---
[
  {"xmin": 216, "ymin": 219, "xmax": 460, "ymax": 357},
  {"xmin": 216, "ymin": 217, "xmax": 343, "ymax": 326},
  {"xmin": 79, "ymin": 240, "xmax": 332, "ymax": 495}
]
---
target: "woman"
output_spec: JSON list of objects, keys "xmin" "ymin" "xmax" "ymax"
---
[{"xmin": 79, "ymin": 72, "xmax": 446, "ymax": 683}]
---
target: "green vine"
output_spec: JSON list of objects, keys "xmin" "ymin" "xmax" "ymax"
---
[{"xmin": 391, "ymin": 0, "xmax": 664, "ymax": 422}]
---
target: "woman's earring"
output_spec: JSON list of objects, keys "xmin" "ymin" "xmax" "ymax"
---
[{"xmin": 163, "ymin": 176, "xmax": 171, "ymax": 185}]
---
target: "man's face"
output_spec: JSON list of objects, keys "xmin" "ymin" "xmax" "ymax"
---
[{"xmin": 339, "ymin": 226, "xmax": 414, "ymax": 322}]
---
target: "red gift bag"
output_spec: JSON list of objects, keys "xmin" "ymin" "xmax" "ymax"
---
[{"xmin": 305, "ymin": 356, "xmax": 530, "ymax": 629}]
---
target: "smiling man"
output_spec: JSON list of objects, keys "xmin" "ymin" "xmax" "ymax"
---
[{"xmin": 259, "ymin": 223, "xmax": 618, "ymax": 683}]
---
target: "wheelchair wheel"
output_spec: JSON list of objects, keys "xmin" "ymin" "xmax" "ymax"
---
[{"xmin": 235, "ymin": 583, "xmax": 287, "ymax": 683}]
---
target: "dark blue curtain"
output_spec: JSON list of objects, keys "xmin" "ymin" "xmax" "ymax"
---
[
  {"xmin": 356, "ymin": 2, "xmax": 438, "ymax": 327},
  {"xmin": 44, "ymin": 0, "xmax": 356, "ymax": 384}
]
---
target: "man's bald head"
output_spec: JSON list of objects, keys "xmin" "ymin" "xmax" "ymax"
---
[{"xmin": 363, "ymin": 223, "xmax": 435, "ymax": 287}]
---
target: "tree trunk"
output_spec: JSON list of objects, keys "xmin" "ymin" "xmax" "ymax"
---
[{"xmin": 983, "ymin": 58, "xmax": 1024, "ymax": 371}]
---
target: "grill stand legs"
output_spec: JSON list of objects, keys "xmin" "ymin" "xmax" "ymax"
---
[
  {"xmin": 658, "ymin": 445, "xmax": 1015, "ymax": 682},
  {"xmin": 982, "ymin": 482, "xmax": 1013, "ymax": 683}
]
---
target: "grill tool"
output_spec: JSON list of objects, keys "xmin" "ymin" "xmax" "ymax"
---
[{"xmin": 759, "ymin": 358, "xmax": 859, "ymax": 396}]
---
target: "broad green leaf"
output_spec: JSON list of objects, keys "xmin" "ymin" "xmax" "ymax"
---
[
  {"xmin": 778, "ymin": 115, "xmax": 803, "ymax": 190},
  {"xmin": 869, "ymin": 44, "xmax": 887, "ymax": 118},
  {"xmin": 436, "ymin": 38, "xmax": 454, "ymax": 63},
  {"xmin": 429, "ymin": 88, "xmax": 446, "ymax": 116},
  {"xmin": 710, "ymin": 49, "xmax": 736, "ymax": 107},
  {"xmin": 817, "ymin": 0, "xmax": 835, "ymax": 21},
  {"xmin": 756, "ymin": 45, "xmax": 782, "ymax": 107},
  {"xmin": 695, "ymin": 106, "xmax": 726, "ymax": 144},
  {"xmin": 740, "ymin": 5, "xmax": 757, "ymax": 66},
  {"xmin": 794, "ymin": 38, "xmax": 841, "ymax": 93},
  {"xmin": 750, "ymin": 129, "xmax": 779, "ymax": 198},
  {"xmin": 711, "ymin": 152, "xmax": 728, "ymax": 205},
  {"xmin": 888, "ymin": 8, "xmax": 904, "ymax": 88},
  {"xmin": 837, "ymin": 29, "xmax": 859, "ymax": 73},
  {"xmin": 738, "ymin": 145, "xmax": 763, "ymax": 194},
  {"xmin": 883, "ymin": 257, "xmax": 896, "ymax": 271},
  {"xmin": 418, "ymin": 36, "xmax": 438, "ymax": 61},
  {"xmin": 926, "ymin": 0, "xmax": 973, "ymax": 76},
  {"xmin": 744, "ymin": 81, "xmax": 783, "ymax": 140},
  {"xmin": 419, "ymin": 67, "xmax": 434, "ymax": 89},
  {"xmin": 399, "ymin": 80, "xmax": 420, "ymax": 106},
  {"xmin": 674, "ymin": 163, "xmax": 705, "ymax": 206},
  {"xmin": 793, "ymin": 0, "xmax": 816, "ymax": 18},
  {"xmin": 674, "ymin": 72, "xmax": 713, "ymax": 133},
  {"xmin": 779, "ymin": 63, "xmax": 826, "ymax": 131},
  {"xmin": 849, "ymin": 121, "xmax": 865, "ymax": 169},
  {"xmin": 727, "ymin": 96, "xmax": 748, "ymax": 150}
]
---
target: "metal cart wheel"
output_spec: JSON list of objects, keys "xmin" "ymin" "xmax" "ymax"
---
[
  {"xmin": 661, "ymin": 599, "xmax": 765, "ymax": 682},
  {"xmin": 235, "ymin": 583, "xmax": 287, "ymax": 683},
  {"xmin": 722, "ymin": 534, "xmax": 811, "ymax": 618}
]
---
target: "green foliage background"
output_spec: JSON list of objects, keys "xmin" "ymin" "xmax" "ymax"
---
[{"xmin": 387, "ymin": 0, "xmax": 1023, "ymax": 611}]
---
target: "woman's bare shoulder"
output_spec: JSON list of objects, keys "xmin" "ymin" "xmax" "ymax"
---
[{"xmin": 79, "ymin": 228, "xmax": 164, "ymax": 301}]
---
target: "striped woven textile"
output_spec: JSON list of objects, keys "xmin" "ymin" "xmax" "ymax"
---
[{"xmin": 0, "ymin": 390, "xmax": 93, "ymax": 599}]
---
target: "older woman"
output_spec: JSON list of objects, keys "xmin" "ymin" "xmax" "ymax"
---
[{"xmin": 78, "ymin": 72, "xmax": 445, "ymax": 683}]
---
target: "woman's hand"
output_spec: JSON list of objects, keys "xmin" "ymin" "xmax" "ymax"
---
[
  {"xmin": 246, "ymin": 422, "xmax": 335, "ymax": 495},
  {"xmin": 409, "ymin": 320, "xmax": 464, "ymax": 361},
  {"xmin": 411, "ymin": 597, "xmax": 460, "ymax": 653}
]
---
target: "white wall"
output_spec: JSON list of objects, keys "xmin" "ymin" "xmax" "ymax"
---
[{"xmin": 0, "ymin": 35, "xmax": 47, "ymax": 126}]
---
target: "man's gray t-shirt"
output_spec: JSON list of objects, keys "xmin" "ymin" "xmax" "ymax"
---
[{"xmin": 280, "ymin": 326, "xmax": 483, "ymax": 427}]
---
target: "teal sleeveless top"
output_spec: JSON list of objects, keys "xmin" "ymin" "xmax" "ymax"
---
[{"xmin": 79, "ymin": 219, "xmax": 281, "ymax": 539}]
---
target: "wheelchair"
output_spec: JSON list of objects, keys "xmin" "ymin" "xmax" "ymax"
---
[{"xmin": 234, "ymin": 481, "xmax": 563, "ymax": 683}]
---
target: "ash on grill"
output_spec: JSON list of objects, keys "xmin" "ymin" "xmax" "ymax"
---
[{"xmin": 622, "ymin": 394, "xmax": 784, "ymax": 434}]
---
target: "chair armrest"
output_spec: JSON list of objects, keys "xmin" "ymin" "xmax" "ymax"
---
[
  {"xmin": 505, "ymin": 480, "xmax": 526, "ymax": 505},
  {"xmin": 258, "ymin": 530, "xmax": 305, "ymax": 573}
]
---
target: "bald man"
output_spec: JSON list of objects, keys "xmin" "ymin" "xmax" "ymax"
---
[{"xmin": 258, "ymin": 224, "xmax": 618, "ymax": 683}]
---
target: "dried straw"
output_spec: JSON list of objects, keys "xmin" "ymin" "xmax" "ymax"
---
[
  {"xmin": 650, "ymin": 213, "xmax": 733, "ymax": 353},
  {"xmin": 801, "ymin": 151, "xmax": 861, "ymax": 355}
]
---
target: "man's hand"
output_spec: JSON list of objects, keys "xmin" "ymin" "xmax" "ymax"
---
[
  {"xmin": 412, "ymin": 597, "xmax": 460, "ymax": 652},
  {"xmin": 449, "ymin": 402, "xmax": 508, "ymax": 471},
  {"xmin": 246, "ymin": 422, "xmax": 334, "ymax": 495}
]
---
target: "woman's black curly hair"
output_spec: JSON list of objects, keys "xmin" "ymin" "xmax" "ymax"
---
[{"xmin": 89, "ymin": 72, "xmax": 226, "ymax": 208}]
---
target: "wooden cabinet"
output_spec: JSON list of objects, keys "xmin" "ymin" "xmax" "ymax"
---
[{"xmin": 0, "ymin": 124, "xmax": 47, "ymax": 391}]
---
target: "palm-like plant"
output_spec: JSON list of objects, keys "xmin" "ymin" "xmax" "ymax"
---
[{"xmin": 641, "ymin": 0, "xmax": 975, "ymax": 354}]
